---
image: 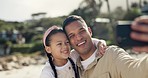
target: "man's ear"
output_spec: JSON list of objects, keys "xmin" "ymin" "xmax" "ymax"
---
[
  {"xmin": 88, "ymin": 27, "xmax": 92, "ymax": 36},
  {"xmin": 45, "ymin": 46, "xmax": 51, "ymax": 53}
]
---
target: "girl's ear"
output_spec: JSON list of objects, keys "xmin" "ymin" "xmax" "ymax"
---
[{"xmin": 45, "ymin": 46, "xmax": 51, "ymax": 53}]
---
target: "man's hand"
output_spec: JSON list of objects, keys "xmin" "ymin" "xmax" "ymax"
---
[
  {"xmin": 131, "ymin": 15, "xmax": 148, "ymax": 52},
  {"xmin": 96, "ymin": 41, "xmax": 107, "ymax": 57}
]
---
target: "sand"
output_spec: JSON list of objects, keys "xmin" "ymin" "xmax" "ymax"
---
[
  {"xmin": 0, "ymin": 65, "xmax": 44, "ymax": 78},
  {"xmin": 0, "ymin": 53, "xmax": 147, "ymax": 78}
]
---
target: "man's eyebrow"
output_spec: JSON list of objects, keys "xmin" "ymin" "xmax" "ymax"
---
[
  {"xmin": 56, "ymin": 41, "xmax": 62, "ymax": 42},
  {"xmin": 68, "ymin": 33, "xmax": 73, "ymax": 37},
  {"xmin": 79, "ymin": 27, "xmax": 85, "ymax": 31}
]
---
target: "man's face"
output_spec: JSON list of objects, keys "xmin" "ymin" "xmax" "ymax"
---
[{"xmin": 65, "ymin": 20, "xmax": 94, "ymax": 56}]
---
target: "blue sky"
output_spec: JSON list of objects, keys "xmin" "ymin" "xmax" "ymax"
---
[{"xmin": 0, "ymin": 0, "xmax": 138, "ymax": 22}]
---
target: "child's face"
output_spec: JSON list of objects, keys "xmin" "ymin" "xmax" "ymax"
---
[{"xmin": 46, "ymin": 32, "xmax": 71, "ymax": 60}]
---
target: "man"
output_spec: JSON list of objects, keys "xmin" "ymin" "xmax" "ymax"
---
[
  {"xmin": 63, "ymin": 15, "xmax": 148, "ymax": 78},
  {"xmin": 131, "ymin": 15, "xmax": 148, "ymax": 52}
]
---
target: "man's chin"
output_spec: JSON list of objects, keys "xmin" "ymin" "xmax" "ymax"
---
[{"xmin": 77, "ymin": 49, "xmax": 87, "ymax": 54}]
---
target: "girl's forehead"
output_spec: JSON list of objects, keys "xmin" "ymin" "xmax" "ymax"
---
[
  {"xmin": 50, "ymin": 33, "xmax": 67, "ymax": 41},
  {"xmin": 51, "ymin": 32, "xmax": 65, "ymax": 37}
]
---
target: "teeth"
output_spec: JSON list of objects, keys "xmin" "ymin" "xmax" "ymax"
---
[
  {"xmin": 78, "ymin": 41, "xmax": 85, "ymax": 46},
  {"xmin": 63, "ymin": 50, "xmax": 68, "ymax": 54}
]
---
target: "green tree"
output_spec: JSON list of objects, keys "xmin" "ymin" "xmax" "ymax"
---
[
  {"xmin": 70, "ymin": 0, "xmax": 103, "ymax": 26},
  {"xmin": 124, "ymin": 2, "xmax": 141, "ymax": 20}
]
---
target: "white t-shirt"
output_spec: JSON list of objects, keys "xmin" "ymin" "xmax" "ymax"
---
[
  {"xmin": 81, "ymin": 50, "xmax": 97, "ymax": 70},
  {"xmin": 70, "ymin": 38, "xmax": 105, "ymax": 70},
  {"xmin": 40, "ymin": 38, "xmax": 106, "ymax": 78},
  {"xmin": 40, "ymin": 60, "xmax": 75, "ymax": 78}
]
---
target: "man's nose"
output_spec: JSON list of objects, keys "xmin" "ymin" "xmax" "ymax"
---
[{"xmin": 75, "ymin": 33, "xmax": 82, "ymax": 40}]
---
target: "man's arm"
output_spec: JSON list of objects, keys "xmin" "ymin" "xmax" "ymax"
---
[
  {"xmin": 106, "ymin": 46, "xmax": 148, "ymax": 78},
  {"xmin": 92, "ymin": 38, "xmax": 107, "ymax": 56}
]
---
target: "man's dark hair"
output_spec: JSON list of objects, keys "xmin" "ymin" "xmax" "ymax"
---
[{"xmin": 62, "ymin": 15, "xmax": 85, "ymax": 34}]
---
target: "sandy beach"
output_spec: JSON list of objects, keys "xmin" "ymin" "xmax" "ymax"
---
[
  {"xmin": 0, "ymin": 53, "xmax": 147, "ymax": 78},
  {"xmin": 0, "ymin": 65, "xmax": 44, "ymax": 78}
]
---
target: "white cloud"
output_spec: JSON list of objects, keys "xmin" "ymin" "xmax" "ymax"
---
[
  {"xmin": 0, "ymin": 0, "xmax": 139, "ymax": 21},
  {"xmin": 0, "ymin": 0, "xmax": 83, "ymax": 21}
]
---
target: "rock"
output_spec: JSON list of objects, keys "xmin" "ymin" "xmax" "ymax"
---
[
  {"xmin": 0, "ymin": 53, "xmax": 46, "ymax": 71},
  {"xmin": 7, "ymin": 61, "xmax": 21, "ymax": 69},
  {"xmin": 18, "ymin": 57, "xmax": 31, "ymax": 66},
  {"xmin": 0, "ymin": 64, "xmax": 3, "ymax": 71},
  {"xmin": 2, "ymin": 62, "xmax": 13, "ymax": 70},
  {"xmin": 34, "ymin": 56, "xmax": 46, "ymax": 64},
  {"xmin": 29, "ymin": 58, "xmax": 37, "ymax": 65},
  {"xmin": 11, "ymin": 56, "xmax": 18, "ymax": 62}
]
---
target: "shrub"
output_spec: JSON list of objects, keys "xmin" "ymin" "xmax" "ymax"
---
[
  {"xmin": 29, "ymin": 41, "xmax": 44, "ymax": 53},
  {"xmin": 11, "ymin": 43, "xmax": 33, "ymax": 53}
]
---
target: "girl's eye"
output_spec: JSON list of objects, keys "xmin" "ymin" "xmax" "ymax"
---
[{"xmin": 66, "ymin": 41, "xmax": 69, "ymax": 44}]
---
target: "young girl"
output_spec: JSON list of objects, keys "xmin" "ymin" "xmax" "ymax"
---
[{"xmin": 40, "ymin": 26, "xmax": 106, "ymax": 78}]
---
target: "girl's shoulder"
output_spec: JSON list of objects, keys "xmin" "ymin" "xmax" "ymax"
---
[
  {"xmin": 40, "ymin": 62, "xmax": 54, "ymax": 78},
  {"xmin": 41, "ymin": 61, "xmax": 53, "ymax": 72}
]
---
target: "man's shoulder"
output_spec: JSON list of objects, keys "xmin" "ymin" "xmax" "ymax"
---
[
  {"xmin": 105, "ymin": 45, "xmax": 126, "ymax": 54},
  {"xmin": 102, "ymin": 45, "xmax": 130, "ymax": 61},
  {"xmin": 92, "ymin": 38, "xmax": 106, "ymax": 46},
  {"xmin": 70, "ymin": 49, "xmax": 79, "ymax": 63}
]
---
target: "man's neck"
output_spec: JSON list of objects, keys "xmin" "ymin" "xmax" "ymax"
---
[{"xmin": 80, "ymin": 45, "xmax": 97, "ymax": 61}]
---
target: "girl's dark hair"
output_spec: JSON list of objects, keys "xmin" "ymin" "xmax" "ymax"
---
[
  {"xmin": 46, "ymin": 53, "xmax": 58, "ymax": 78},
  {"xmin": 45, "ymin": 28, "xmax": 64, "ymax": 46},
  {"xmin": 68, "ymin": 57, "xmax": 79, "ymax": 78},
  {"xmin": 45, "ymin": 29, "xmax": 64, "ymax": 78},
  {"xmin": 44, "ymin": 29, "xmax": 79, "ymax": 78}
]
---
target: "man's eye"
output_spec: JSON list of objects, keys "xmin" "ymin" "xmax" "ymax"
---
[
  {"xmin": 57, "ymin": 43, "xmax": 62, "ymax": 45},
  {"xmin": 69, "ymin": 35, "xmax": 74, "ymax": 39},
  {"xmin": 79, "ymin": 30, "xmax": 85, "ymax": 34}
]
